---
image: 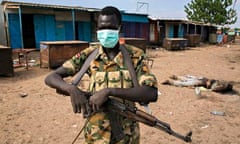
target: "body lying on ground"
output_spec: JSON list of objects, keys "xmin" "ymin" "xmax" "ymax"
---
[{"xmin": 162, "ymin": 75, "xmax": 233, "ymax": 94}]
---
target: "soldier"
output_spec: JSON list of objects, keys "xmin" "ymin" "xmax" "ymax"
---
[{"xmin": 45, "ymin": 6, "xmax": 158, "ymax": 144}]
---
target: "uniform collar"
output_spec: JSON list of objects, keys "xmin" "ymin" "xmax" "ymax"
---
[{"xmin": 97, "ymin": 45, "xmax": 124, "ymax": 67}]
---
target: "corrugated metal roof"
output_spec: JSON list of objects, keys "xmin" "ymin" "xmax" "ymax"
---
[
  {"xmin": 2, "ymin": 0, "xmax": 150, "ymax": 20},
  {"xmin": 1, "ymin": 0, "xmax": 100, "ymax": 12},
  {"xmin": 148, "ymin": 16, "xmax": 218, "ymax": 27}
]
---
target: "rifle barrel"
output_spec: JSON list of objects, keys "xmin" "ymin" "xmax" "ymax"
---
[{"xmin": 155, "ymin": 121, "xmax": 192, "ymax": 142}]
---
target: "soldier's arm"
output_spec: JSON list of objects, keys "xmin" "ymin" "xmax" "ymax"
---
[
  {"xmin": 89, "ymin": 86, "xmax": 158, "ymax": 109},
  {"xmin": 45, "ymin": 66, "xmax": 90, "ymax": 113},
  {"xmin": 109, "ymin": 86, "xmax": 158, "ymax": 103},
  {"xmin": 44, "ymin": 66, "xmax": 73, "ymax": 92}
]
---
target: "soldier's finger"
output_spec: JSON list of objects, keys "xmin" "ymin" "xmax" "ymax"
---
[
  {"xmin": 73, "ymin": 104, "xmax": 77, "ymax": 113},
  {"xmin": 81, "ymin": 104, "xmax": 86, "ymax": 114}
]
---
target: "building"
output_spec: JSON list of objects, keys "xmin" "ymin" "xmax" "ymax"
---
[
  {"xmin": 148, "ymin": 16, "xmax": 218, "ymax": 48},
  {"xmin": 0, "ymin": 0, "xmax": 149, "ymax": 49}
]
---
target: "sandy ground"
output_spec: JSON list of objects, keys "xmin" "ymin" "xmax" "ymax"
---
[{"xmin": 1, "ymin": 38, "xmax": 240, "ymax": 144}]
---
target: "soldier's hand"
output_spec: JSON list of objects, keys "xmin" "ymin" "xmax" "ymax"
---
[
  {"xmin": 89, "ymin": 89, "xmax": 109, "ymax": 112},
  {"xmin": 66, "ymin": 85, "xmax": 89, "ymax": 114}
]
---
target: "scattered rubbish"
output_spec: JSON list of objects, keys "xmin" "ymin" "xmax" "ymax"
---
[
  {"xmin": 195, "ymin": 87, "xmax": 201, "ymax": 96},
  {"xmin": 13, "ymin": 59, "xmax": 19, "ymax": 64},
  {"xmin": 72, "ymin": 124, "xmax": 78, "ymax": 128},
  {"xmin": 19, "ymin": 92, "xmax": 28, "ymax": 98},
  {"xmin": 210, "ymin": 111, "xmax": 225, "ymax": 116},
  {"xmin": 201, "ymin": 124, "xmax": 209, "ymax": 129},
  {"xmin": 158, "ymin": 91, "xmax": 162, "ymax": 96},
  {"xmin": 195, "ymin": 87, "xmax": 208, "ymax": 96},
  {"xmin": 28, "ymin": 59, "xmax": 37, "ymax": 67}
]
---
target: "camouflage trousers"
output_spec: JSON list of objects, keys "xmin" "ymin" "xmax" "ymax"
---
[{"xmin": 84, "ymin": 112, "xmax": 140, "ymax": 144}]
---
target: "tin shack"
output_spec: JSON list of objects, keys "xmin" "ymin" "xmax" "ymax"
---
[
  {"xmin": 1, "ymin": 1, "xmax": 99, "ymax": 49},
  {"xmin": 148, "ymin": 17, "xmax": 218, "ymax": 49}
]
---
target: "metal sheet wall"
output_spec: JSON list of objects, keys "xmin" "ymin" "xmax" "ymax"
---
[
  {"xmin": 55, "ymin": 11, "xmax": 72, "ymax": 21},
  {"xmin": 122, "ymin": 22, "xmax": 149, "ymax": 40},
  {"xmin": 75, "ymin": 12, "xmax": 91, "ymax": 22}
]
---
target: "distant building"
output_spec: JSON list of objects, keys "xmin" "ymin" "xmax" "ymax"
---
[
  {"xmin": 148, "ymin": 16, "xmax": 218, "ymax": 47},
  {"xmin": 1, "ymin": 0, "xmax": 222, "ymax": 50},
  {"xmin": 0, "ymin": 0, "xmax": 149, "ymax": 49}
]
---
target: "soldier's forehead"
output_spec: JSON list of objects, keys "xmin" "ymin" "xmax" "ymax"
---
[{"xmin": 98, "ymin": 15, "xmax": 119, "ymax": 28}]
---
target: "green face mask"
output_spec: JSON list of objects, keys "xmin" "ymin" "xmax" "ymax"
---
[{"xmin": 97, "ymin": 29, "xmax": 119, "ymax": 48}]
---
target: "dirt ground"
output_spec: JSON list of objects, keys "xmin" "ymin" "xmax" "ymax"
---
[{"xmin": 1, "ymin": 38, "xmax": 240, "ymax": 144}]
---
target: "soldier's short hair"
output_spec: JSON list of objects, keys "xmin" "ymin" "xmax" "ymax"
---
[{"xmin": 100, "ymin": 6, "xmax": 122, "ymax": 25}]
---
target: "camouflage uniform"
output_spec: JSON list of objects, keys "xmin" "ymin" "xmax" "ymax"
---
[{"xmin": 63, "ymin": 44, "xmax": 158, "ymax": 144}]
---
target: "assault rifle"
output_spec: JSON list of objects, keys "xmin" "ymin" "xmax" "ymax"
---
[{"xmin": 57, "ymin": 89, "xmax": 192, "ymax": 142}]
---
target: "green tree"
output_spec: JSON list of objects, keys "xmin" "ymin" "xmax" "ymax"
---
[{"xmin": 184, "ymin": 0, "xmax": 237, "ymax": 26}]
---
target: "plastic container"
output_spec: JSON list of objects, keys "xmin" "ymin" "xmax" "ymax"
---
[{"xmin": 210, "ymin": 111, "xmax": 225, "ymax": 116}]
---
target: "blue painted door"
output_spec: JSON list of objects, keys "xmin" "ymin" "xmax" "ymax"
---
[
  {"xmin": 55, "ymin": 21, "xmax": 65, "ymax": 41},
  {"xmin": 168, "ymin": 25, "xmax": 174, "ymax": 38},
  {"xmin": 45, "ymin": 15, "xmax": 56, "ymax": 41},
  {"xmin": 8, "ymin": 14, "xmax": 22, "ymax": 49},
  {"xmin": 34, "ymin": 15, "xmax": 55, "ymax": 49},
  {"xmin": 65, "ymin": 21, "xmax": 74, "ymax": 40},
  {"xmin": 56, "ymin": 21, "xmax": 74, "ymax": 41},
  {"xmin": 178, "ymin": 24, "xmax": 184, "ymax": 38},
  {"xmin": 78, "ymin": 21, "xmax": 91, "ymax": 42}
]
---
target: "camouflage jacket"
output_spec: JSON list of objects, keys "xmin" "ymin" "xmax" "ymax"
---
[{"xmin": 62, "ymin": 44, "xmax": 158, "ymax": 144}]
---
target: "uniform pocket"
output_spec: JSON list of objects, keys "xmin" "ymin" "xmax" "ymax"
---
[
  {"xmin": 108, "ymin": 71, "xmax": 121, "ymax": 88},
  {"xmin": 94, "ymin": 72, "xmax": 107, "ymax": 91},
  {"xmin": 121, "ymin": 70, "xmax": 133, "ymax": 88}
]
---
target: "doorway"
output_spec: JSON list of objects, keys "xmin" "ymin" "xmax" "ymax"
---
[
  {"xmin": 173, "ymin": 25, "xmax": 179, "ymax": 38},
  {"xmin": 22, "ymin": 14, "xmax": 36, "ymax": 48}
]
